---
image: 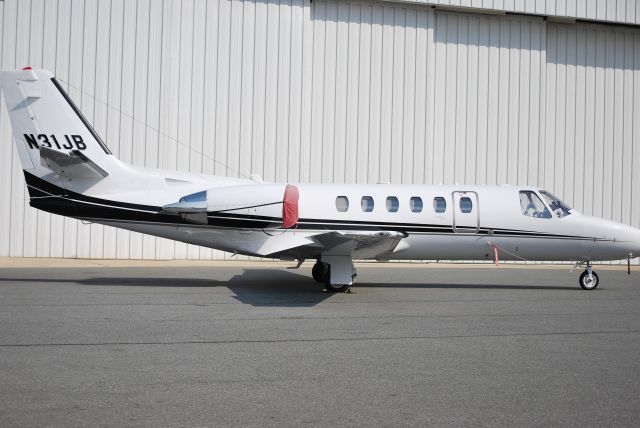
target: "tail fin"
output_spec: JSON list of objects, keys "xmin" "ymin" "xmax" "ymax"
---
[{"xmin": 0, "ymin": 68, "xmax": 136, "ymax": 197}]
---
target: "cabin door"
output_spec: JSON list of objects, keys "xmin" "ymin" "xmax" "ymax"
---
[{"xmin": 452, "ymin": 191, "xmax": 480, "ymax": 233}]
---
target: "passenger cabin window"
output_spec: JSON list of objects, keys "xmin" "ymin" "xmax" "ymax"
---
[
  {"xmin": 459, "ymin": 197, "xmax": 473, "ymax": 213},
  {"xmin": 361, "ymin": 196, "xmax": 374, "ymax": 212},
  {"xmin": 539, "ymin": 190, "xmax": 572, "ymax": 217},
  {"xmin": 519, "ymin": 191, "xmax": 551, "ymax": 218},
  {"xmin": 410, "ymin": 197, "xmax": 423, "ymax": 213},
  {"xmin": 386, "ymin": 197, "xmax": 399, "ymax": 212},
  {"xmin": 433, "ymin": 197, "xmax": 446, "ymax": 213},
  {"xmin": 335, "ymin": 196, "xmax": 349, "ymax": 212}
]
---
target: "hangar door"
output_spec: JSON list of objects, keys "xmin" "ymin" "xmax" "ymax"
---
[{"xmin": 310, "ymin": 1, "xmax": 545, "ymax": 188}]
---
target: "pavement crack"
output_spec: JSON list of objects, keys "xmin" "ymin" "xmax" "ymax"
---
[{"xmin": 2, "ymin": 330, "xmax": 640, "ymax": 348}]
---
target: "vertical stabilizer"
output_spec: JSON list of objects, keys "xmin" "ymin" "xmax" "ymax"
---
[{"xmin": 0, "ymin": 68, "xmax": 141, "ymax": 196}]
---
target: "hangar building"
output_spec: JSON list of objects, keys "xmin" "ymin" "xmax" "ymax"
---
[{"xmin": 0, "ymin": 0, "xmax": 639, "ymax": 261}]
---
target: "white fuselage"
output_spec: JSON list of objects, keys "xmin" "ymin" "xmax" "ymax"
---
[{"xmin": 94, "ymin": 177, "xmax": 640, "ymax": 263}]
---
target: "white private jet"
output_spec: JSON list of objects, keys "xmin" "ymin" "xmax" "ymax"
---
[{"xmin": 1, "ymin": 68, "xmax": 639, "ymax": 292}]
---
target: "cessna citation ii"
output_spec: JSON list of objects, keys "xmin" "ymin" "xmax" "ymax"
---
[{"xmin": 1, "ymin": 68, "xmax": 639, "ymax": 292}]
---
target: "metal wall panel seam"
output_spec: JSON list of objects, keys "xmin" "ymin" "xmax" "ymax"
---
[
  {"xmin": 174, "ymin": 0, "xmax": 188, "ymax": 259},
  {"xmin": 406, "ymin": 8, "xmax": 417, "ymax": 184},
  {"xmin": 11, "ymin": 0, "xmax": 29, "ymax": 257},
  {"xmin": 0, "ymin": 1, "xmax": 6, "ymax": 255},
  {"xmin": 117, "ymin": 0, "xmax": 135, "ymax": 259},
  {"xmin": 192, "ymin": 0, "xmax": 207, "ymax": 259},
  {"xmin": 621, "ymin": 32, "xmax": 634, "ymax": 225},
  {"xmin": 180, "ymin": 0, "xmax": 195, "ymax": 259},
  {"xmin": 239, "ymin": 0, "xmax": 255, "ymax": 185},
  {"xmin": 21, "ymin": 0, "xmax": 36, "ymax": 257},
  {"xmin": 77, "ymin": 0, "xmax": 96, "ymax": 259},
  {"xmin": 142, "ymin": 0, "xmax": 158, "ymax": 259},
  {"xmin": 0, "ymin": 0, "xmax": 11, "ymax": 257},
  {"xmin": 276, "ymin": 0, "xmax": 292, "ymax": 184},
  {"xmin": 612, "ymin": 30, "xmax": 625, "ymax": 223},
  {"xmin": 390, "ymin": 6, "xmax": 405, "ymax": 185},
  {"xmin": 346, "ymin": 2, "xmax": 358, "ymax": 184},
  {"xmin": 130, "ymin": 0, "xmax": 149, "ymax": 259},
  {"xmin": 31, "ymin": 0, "xmax": 46, "ymax": 257},
  {"xmin": 64, "ymin": 0, "xmax": 81, "ymax": 259},
  {"xmin": 367, "ymin": 4, "xmax": 382, "ymax": 184},
  {"xmin": 630, "ymin": 34, "xmax": 640, "ymax": 227}
]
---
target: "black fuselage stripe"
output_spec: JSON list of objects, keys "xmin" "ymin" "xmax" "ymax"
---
[
  {"xmin": 24, "ymin": 173, "xmax": 601, "ymax": 241},
  {"xmin": 24, "ymin": 172, "xmax": 158, "ymax": 211},
  {"xmin": 36, "ymin": 198, "xmax": 598, "ymax": 240},
  {"xmin": 87, "ymin": 217, "xmax": 606, "ymax": 240}
]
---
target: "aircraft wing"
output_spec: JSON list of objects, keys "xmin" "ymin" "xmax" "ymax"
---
[
  {"xmin": 255, "ymin": 229, "xmax": 407, "ymax": 260},
  {"xmin": 310, "ymin": 230, "xmax": 408, "ymax": 260}
]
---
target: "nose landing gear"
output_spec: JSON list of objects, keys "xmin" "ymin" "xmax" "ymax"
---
[{"xmin": 578, "ymin": 263, "xmax": 599, "ymax": 290}]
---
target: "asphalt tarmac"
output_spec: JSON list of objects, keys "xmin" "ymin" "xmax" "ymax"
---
[{"xmin": 0, "ymin": 264, "xmax": 639, "ymax": 427}]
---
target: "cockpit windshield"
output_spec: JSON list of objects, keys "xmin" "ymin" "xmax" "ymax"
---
[
  {"xmin": 519, "ymin": 191, "xmax": 552, "ymax": 218},
  {"xmin": 539, "ymin": 190, "xmax": 572, "ymax": 217}
]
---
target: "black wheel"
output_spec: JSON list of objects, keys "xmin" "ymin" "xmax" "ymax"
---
[
  {"xmin": 579, "ymin": 270, "xmax": 599, "ymax": 290},
  {"xmin": 312, "ymin": 261, "xmax": 327, "ymax": 283}
]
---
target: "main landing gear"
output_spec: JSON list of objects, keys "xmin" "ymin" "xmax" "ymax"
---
[
  {"xmin": 578, "ymin": 263, "xmax": 599, "ymax": 290},
  {"xmin": 312, "ymin": 258, "xmax": 356, "ymax": 293},
  {"xmin": 311, "ymin": 261, "xmax": 327, "ymax": 283}
]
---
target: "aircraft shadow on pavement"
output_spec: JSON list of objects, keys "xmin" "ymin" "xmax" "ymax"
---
[
  {"xmin": 1, "ymin": 268, "xmax": 578, "ymax": 307},
  {"xmin": 0, "ymin": 269, "xmax": 331, "ymax": 307},
  {"xmin": 80, "ymin": 269, "xmax": 334, "ymax": 307}
]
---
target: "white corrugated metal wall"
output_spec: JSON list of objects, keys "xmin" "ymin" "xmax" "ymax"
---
[
  {"xmin": 0, "ymin": 0, "xmax": 639, "ymax": 260},
  {"xmin": 390, "ymin": 0, "xmax": 640, "ymax": 26}
]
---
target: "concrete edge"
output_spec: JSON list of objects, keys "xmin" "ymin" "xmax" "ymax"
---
[{"xmin": 0, "ymin": 257, "xmax": 632, "ymax": 271}]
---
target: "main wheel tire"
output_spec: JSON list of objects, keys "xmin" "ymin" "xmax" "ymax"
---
[
  {"xmin": 579, "ymin": 270, "xmax": 599, "ymax": 290},
  {"xmin": 312, "ymin": 262, "xmax": 327, "ymax": 283},
  {"xmin": 322, "ymin": 265, "xmax": 350, "ymax": 293},
  {"xmin": 325, "ymin": 282, "xmax": 350, "ymax": 293}
]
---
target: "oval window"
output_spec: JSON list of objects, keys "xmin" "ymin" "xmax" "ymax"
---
[
  {"xmin": 335, "ymin": 196, "xmax": 349, "ymax": 212},
  {"xmin": 409, "ymin": 197, "xmax": 423, "ymax": 213},
  {"xmin": 459, "ymin": 197, "xmax": 473, "ymax": 213},
  {"xmin": 386, "ymin": 196, "xmax": 399, "ymax": 212},
  {"xmin": 433, "ymin": 197, "xmax": 446, "ymax": 213},
  {"xmin": 361, "ymin": 196, "xmax": 374, "ymax": 212}
]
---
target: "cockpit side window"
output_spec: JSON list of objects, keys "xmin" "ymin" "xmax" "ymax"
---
[
  {"xmin": 539, "ymin": 190, "xmax": 572, "ymax": 217},
  {"xmin": 519, "ymin": 191, "xmax": 552, "ymax": 219}
]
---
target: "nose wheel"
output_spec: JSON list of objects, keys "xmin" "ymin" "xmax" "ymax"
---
[{"xmin": 578, "ymin": 265, "xmax": 599, "ymax": 290}]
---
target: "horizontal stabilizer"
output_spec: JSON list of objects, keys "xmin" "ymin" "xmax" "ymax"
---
[{"xmin": 39, "ymin": 147, "xmax": 109, "ymax": 178}]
